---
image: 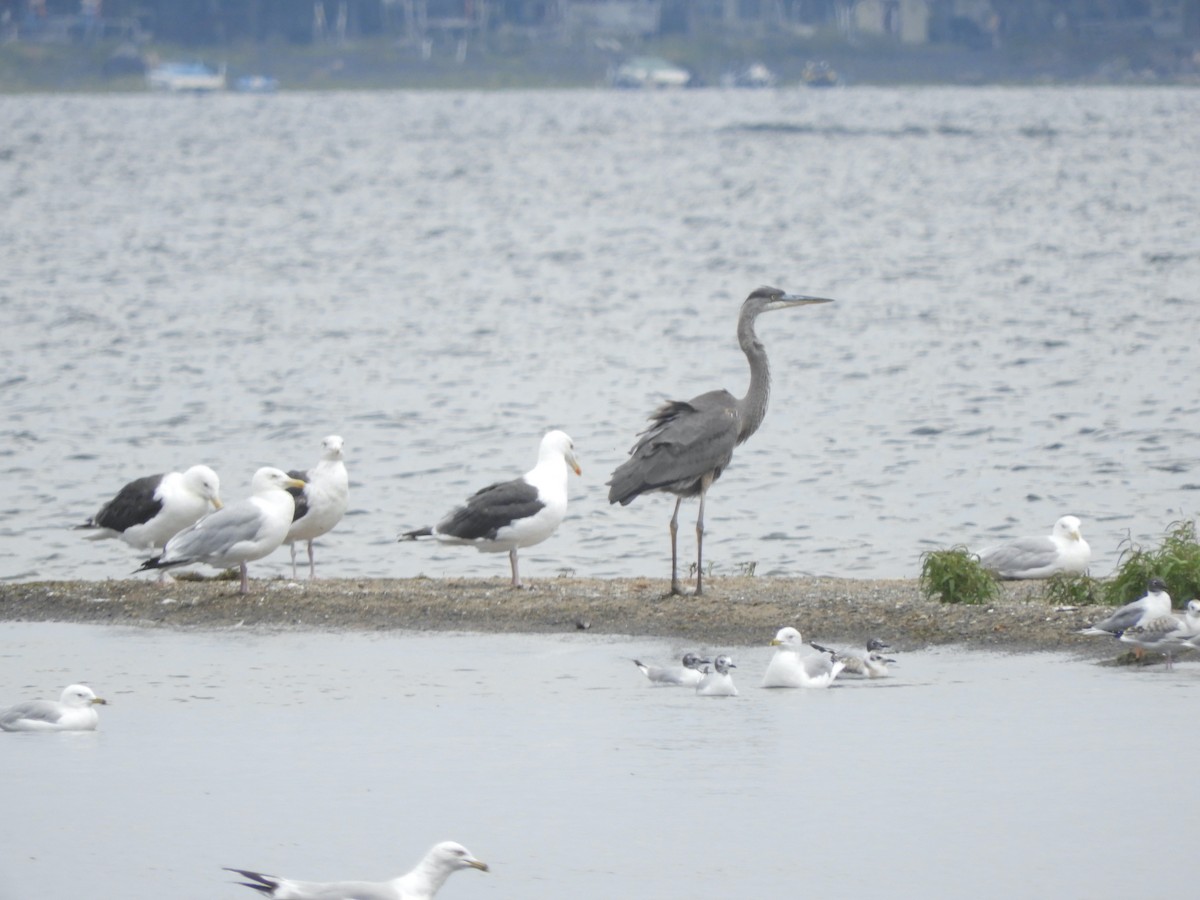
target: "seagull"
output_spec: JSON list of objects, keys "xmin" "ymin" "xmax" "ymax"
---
[
  {"xmin": 762, "ymin": 626, "xmax": 845, "ymax": 689},
  {"xmin": 1119, "ymin": 599, "xmax": 1200, "ymax": 669},
  {"xmin": 696, "ymin": 655, "xmax": 738, "ymax": 697},
  {"xmin": 976, "ymin": 515, "xmax": 1091, "ymax": 579},
  {"xmin": 1079, "ymin": 577, "xmax": 1172, "ymax": 640},
  {"xmin": 633, "ymin": 652, "xmax": 711, "ymax": 686},
  {"xmin": 0, "ymin": 684, "xmax": 107, "ymax": 732},
  {"xmin": 226, "ymin": 840, "xmax": 488, "ymax": 900},
  {"xmin": 137, "ymin": 467, "xmax": 305, "ymax": 594},
  {"xmin": 809, "ymin": 638, "xmax": 896, "ymax": 678},
  {"xmin": 283, "ymin": 435, "xmax": 349, "ymax": 579},
  {"xmin": 400, "ymin": 430, "xmax": 581, "ymax": 588},
  {"xmin": 77, "ymin": 464, "xmax": 223, "ymax": 555}
]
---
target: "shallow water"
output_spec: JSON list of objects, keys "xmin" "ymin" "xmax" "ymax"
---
[
  {"xmin": 0, "ymin": 622, "xmax": 1196, "ymax": 899},
  {"xmin": 1, "ymin": 87, "xmax": 1199, "ymax": 586}
]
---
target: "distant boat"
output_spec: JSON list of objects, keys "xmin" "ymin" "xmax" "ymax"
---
[
  {"xmin": 234, "ymin": 75, "xmax": 280, "ymax": 93},
  {"xmin": 801, "ymin": 60, "xmax": 839, "ymax": 88},
  {"xmin": 609, "ymin": 56, "xmax": 694, "ymax": 90},
  {"xmin": 721, "ymin": 62, "xmax": 776, "ymax": 89},
  {"xmin": 146, "ymin": 61, "xmax": 226, "ymax": 93}
]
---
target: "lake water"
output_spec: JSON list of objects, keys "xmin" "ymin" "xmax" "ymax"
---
[
  {"xmin": 1, "ymin": 622, "xmax": 1196, "ymax": 899},
  {"xmin": 1, "ymin": 87, "xmax": 1199, "ymax": 587}
]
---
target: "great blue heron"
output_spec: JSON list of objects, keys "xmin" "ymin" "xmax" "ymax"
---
[
  {"xmin": 607, "ymin": 286, "xmax": 834, "ymax": 595},
  {"xmin": 283, "ymin": 435, "xmax": 349, "ymax": 579}
]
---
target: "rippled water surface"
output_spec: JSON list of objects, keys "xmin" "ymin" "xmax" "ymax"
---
[
  {"xmin": 1, "ymin": 623, "xmax": 1197, "ymax": 899},
  {"xmin": 2, "ymin": 87, "xmax": 1199, "ymax": 584}
]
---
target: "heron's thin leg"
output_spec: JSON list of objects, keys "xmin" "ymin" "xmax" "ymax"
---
[
  {"xmin": 509, "ymin": 548, "xmax": 522, "ymax": 589},
  {"xmin": 695, "ymin": 485, "xmax": 707, "ymax": 596},
  {"xmin": 290, "ymin": 542, "xmax": 298, "ymax": 580},
  {"xmin": 307, "ymin": 540, "xmax": 316, "ymax": 579},
  {"xmin": 669, "ymin": 497, "xmax": 683, "ymax": 594}
]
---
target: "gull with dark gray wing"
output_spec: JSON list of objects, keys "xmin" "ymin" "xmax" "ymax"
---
[
  {"xmin": 77, "ymin": 464, "xmax": 223, "ymax": 555},
  {"xmin": 401, "ymin": 430, "xmax": 581, "ymax": 588}
]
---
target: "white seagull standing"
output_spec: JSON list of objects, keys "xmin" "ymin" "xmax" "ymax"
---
[
  {"xmin": 400, "ymin": 430, "xmax": 581, "ymax": 588},
  {"xmin": 137, "ymin": 467, "xmax": 305, "ymax": 594},
  {"xmin": 762, "ymin": 626, "xmax": 845, "ymax": 689},
  {"xmin": 0, "ymin": 684, "xmax": 107, "ymax": 732},
  {"xmin": 283, "ymin": 435, "xmax": 349, "ymax": 579},
  {"xmin": 696, "ymin": 655, "xmax": 739, "ymax": 696},
  {"xmin": 633, "ymin": 652, "xmax": 710, "ymax": 686},
  {"xmin": 77, "ymin": 464, "xmax": 223, "ymax": 553},
  {"xmin": 976, "ymin": 515, "xmax": 1091, "ymax": 579},
  {"xmin": 225, "ymin": 840, "xmax": 488, "ymax": 900}
]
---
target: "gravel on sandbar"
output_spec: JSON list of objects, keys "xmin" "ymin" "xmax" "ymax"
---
[{"xmin": 0, "ymin": 576, "xmax": 1120, "ymax": 654}]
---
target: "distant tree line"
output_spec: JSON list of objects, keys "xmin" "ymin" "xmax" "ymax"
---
[{"xmin": 5, "ymin": 0, "xmax": 1198, "ymax": 44}]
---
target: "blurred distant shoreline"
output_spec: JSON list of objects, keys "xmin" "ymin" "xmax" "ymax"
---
[{"xmin": 2, "ymin": 31, "xmax": 1198, "ymax": 94}]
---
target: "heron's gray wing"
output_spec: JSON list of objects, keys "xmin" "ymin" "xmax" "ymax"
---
[
  {"xmin": 0, "ymin": 699, "xmax": 63, "ymax": 728},
  {"xmin": 609, "ymin": 394, "xmax": 740, "ymax": 502},
  {"xmin": 163, "ymin": 502, "xmax": 267, "ymax": 562},
  {"xmin": 91, "ymin": 474, "xmax": 166, "ymax": 531},
  {"xmin": 978, "ymin": 536, "xmax": 1057, "ymax": 575},
  {"xmin": 437, "ymin": 478, "xmax": 543, "ymax": 541}
]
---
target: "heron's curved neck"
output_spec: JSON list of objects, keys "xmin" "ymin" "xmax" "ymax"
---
[{"xmin": 737, "ymin": 313, "xmax": 771, "ymax": 442}]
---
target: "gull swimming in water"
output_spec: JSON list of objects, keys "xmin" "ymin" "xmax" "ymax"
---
[
  {"xmin": 762, "ymin": 626, "xmax": 845, "ymax": 689},
  {"xmin": 283, "ymin": 435, "xmax": 350, "ymax": 579},
  {"xmin": 0, "ymin": 684, "xmax": 107, "ymax": 732},
  {"xmin": 976, "ymin": 515, "xmax": 1091, "ymax": 579},
  {"xmin": 810, "ymin": 638, "xmax": 896, "ymax": 678},
  {"xmin": 137, "ymin": 467, "xmax": 305, "ymax": 594},
  {"xmin": 696, "ymin": 655, "xmax": 738, "ymax": 696},
  {"xmin": 226, "ymin": 840, "xmax": 488, "ymax": 900},
  {"xmin": 633, "ymin": 652, "xmax": 710, "ymax": 686},
  {"xmin": 77, "ymin": 465, "xmax": 223, "ymax": 577},
  {"xmin": 1119, "ymin": 599, "xmax": 1200, "ymax": 669},
  {"xmin": 401, "ymin": 430, "xmax": 581, "ymax": 588}
]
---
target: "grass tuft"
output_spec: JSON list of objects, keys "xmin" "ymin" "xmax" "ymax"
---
[
  {"xmin": 1104, "ymin": 520, "xmax": 1200, "ymax": 606},
  {"xmin": 919, "ymin": 546, "xmax": 998, "ymax": 605}
]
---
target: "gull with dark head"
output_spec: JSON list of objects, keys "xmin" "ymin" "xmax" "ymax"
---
[
  {"xmin": 696, "ymin": 655, "xmax": 738, "ymax": 697},
  {"xmin": 810, "ymin": 638, "xmax": 897, "ymax": 678},
  {"xmin": 633, "ymin": 652, "xmax": 710, "ymax": 687}
]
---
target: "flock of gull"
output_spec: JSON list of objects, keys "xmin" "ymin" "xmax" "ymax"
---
[
  {"xmin": 635, "ymin": 626, "xmax": 898, "ymax": 697},
  {"xmin": 7, "ymin": 286, "xmax": 1197, "ymax": 897}
]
